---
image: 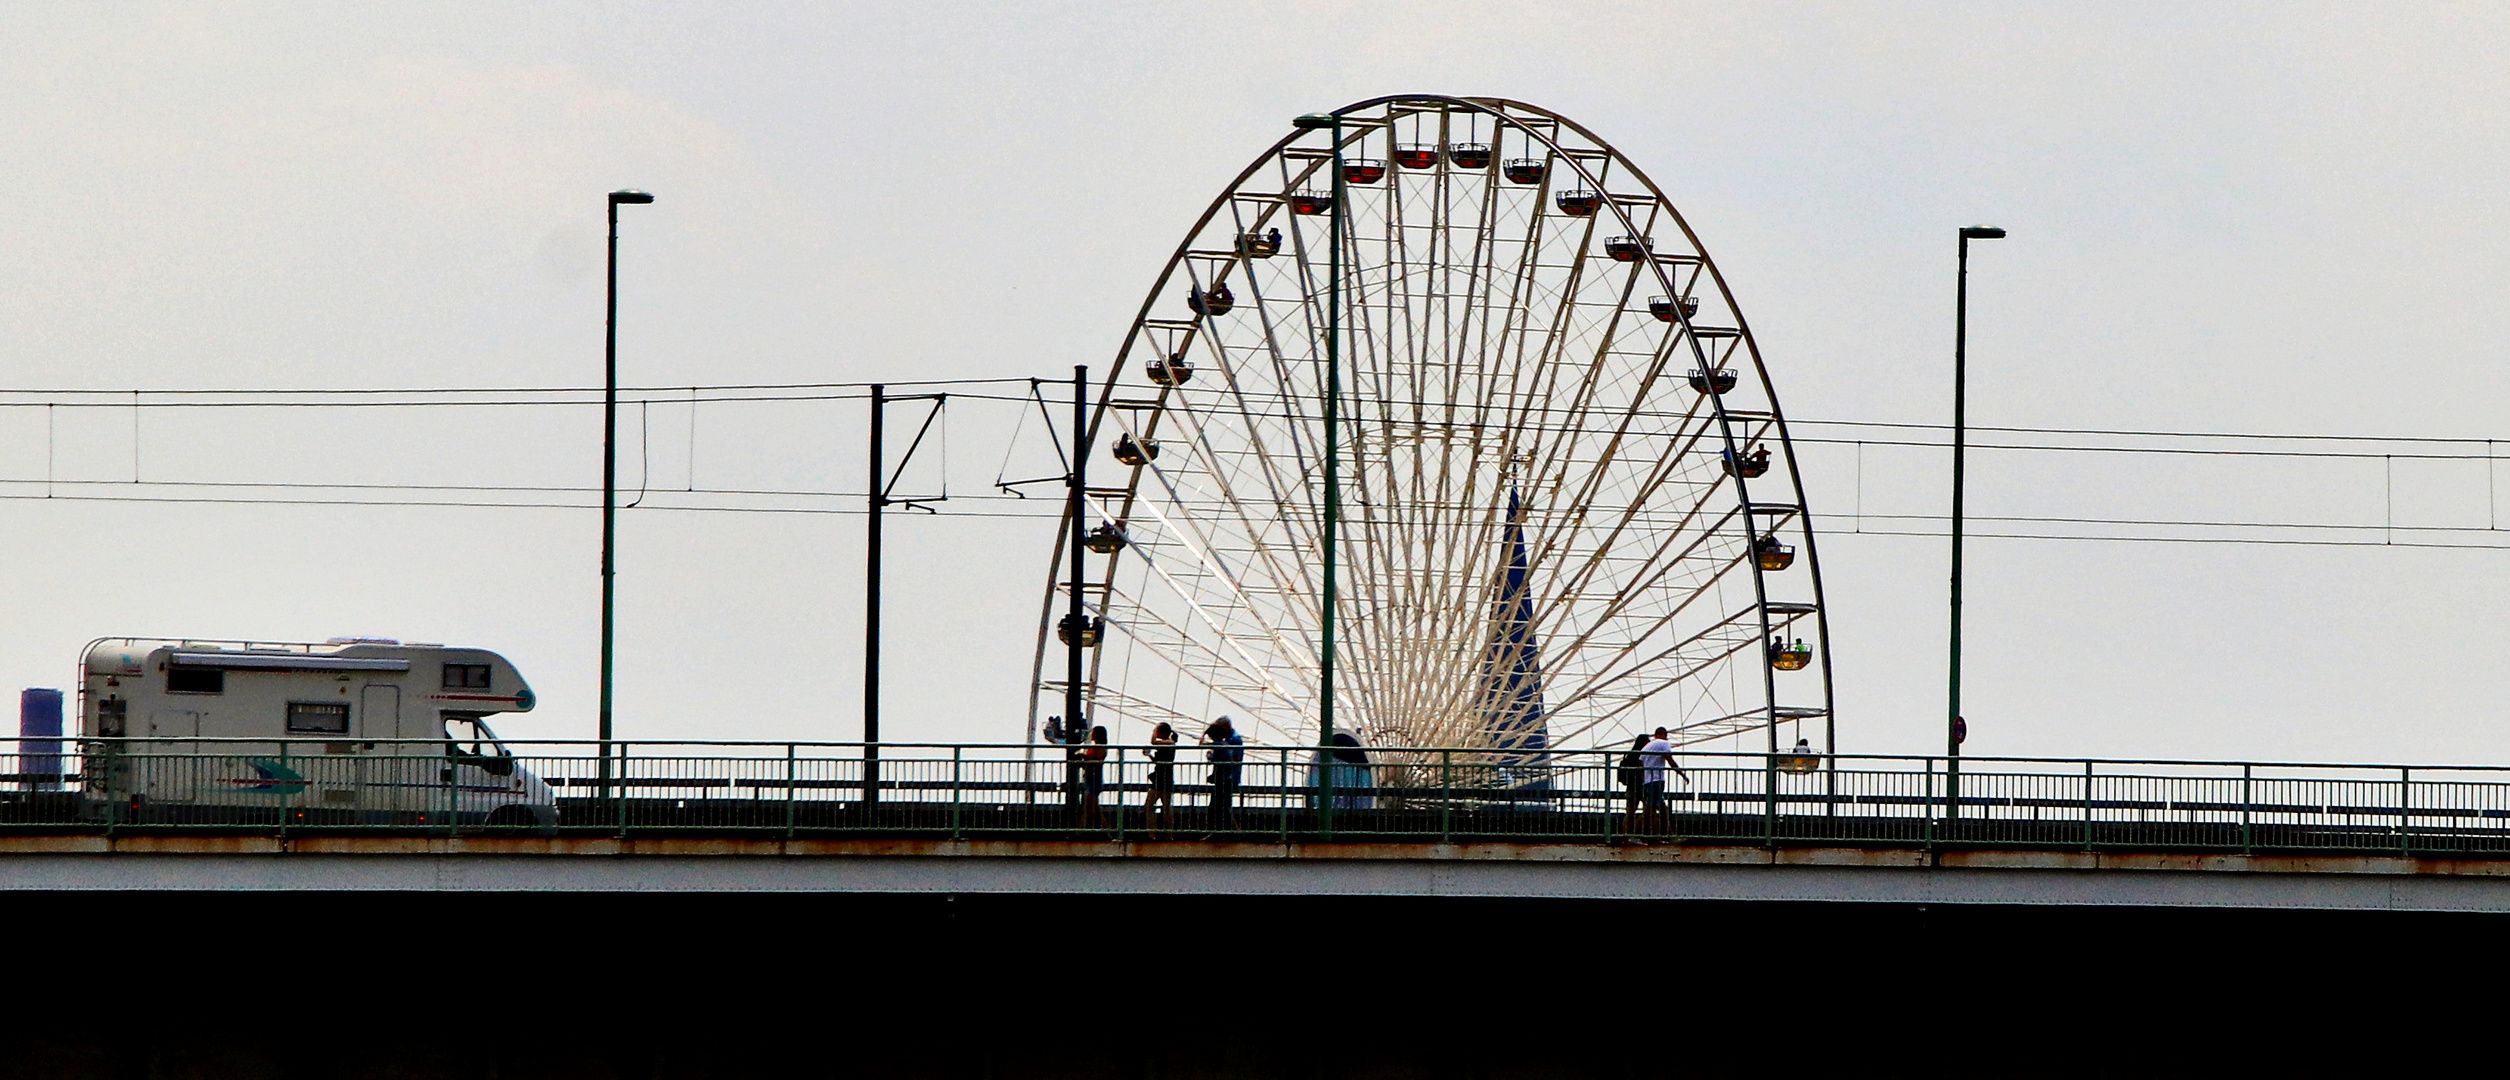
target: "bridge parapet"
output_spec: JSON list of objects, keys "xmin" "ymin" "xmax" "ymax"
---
[{"xmin": 13, "ymin": 739, "xmax": 2510, "ymax": 861}]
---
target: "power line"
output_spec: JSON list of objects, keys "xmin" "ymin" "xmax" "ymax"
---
[
  {"xmin": 0, "ymin": 382, "xmax": 2499, "ymax": 451},
  {"xmin": 7, "ymin": 483, "xmax": 2504, "ymax": 551},
  {"xmin": 0, "ymin": 376, "xmax": 1034, "ymax": 397},
  {"xmin": 0, "ymin": 490, "xmax": 1060, "ymax": 520},
  {"xmin": 1827, "ymin": 528, "xmax": 2510, "ymax": 552}
]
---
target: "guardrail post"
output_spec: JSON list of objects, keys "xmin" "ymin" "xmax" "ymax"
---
[
  {"xmin": 1277, "ymin": 748, "xmax": 1289, "ymax": 845},
  {"xmin": 2081, "ymin": 760, "xmax": 2094, "ymax": 851},
  {"xmin": 1923, "ymin": 757, "xmax": 1936, "ymax": 850},
  {"xmin": 784, "ymin": 743, "xmax": 798, "ymax": 841},
  {"xmin": 615, "ymin": 742, "xmax": 629, "ymax": 840},
  {"xmin": 276, "ymin": 740, "xmax": 292, "ymax": 842},
  {"xmin": 1440, "ymin": 750, "xmax": 1453, "ymax": 845},
  {"xmin": 103, "ymin": 741, "xmax": 120, "ymax": 836},
  {"xmin": 950, "ymin": 746, "xmax": 963, "ymax": 841},
  {"xmin": 442, "ymin": 740, "xmax": 457, "ymax": 840},
  {"xmin": 1599, "ymin": 749, "xmax": 1615, "ymax": 846},
  {"xmin": 1763, "ymin": 752, "xmax": 1778, "ymax": 849},
  {"xmin": 2241, "ymin": 764, "xmax": 2253, "ymax": 855},
  {"xmin": 2400, "ymin": 767, "xmax": 2412, "ymax": 856},
  {"xmin": 1114, "ymin": 746, "xmax": 1128, "ymax": 843}
]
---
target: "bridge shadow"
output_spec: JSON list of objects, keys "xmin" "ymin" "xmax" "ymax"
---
[{"xmin": 0, "ymin": 891, "xmax": 2489, "ymax": 1077}]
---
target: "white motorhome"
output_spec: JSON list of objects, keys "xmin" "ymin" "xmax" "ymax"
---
[{"xmin": 79, "ymin": 637, "xmax": 555, "ymax": 828}]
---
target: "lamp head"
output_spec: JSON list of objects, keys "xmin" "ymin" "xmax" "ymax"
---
[
  {"xmin": 1959, "ymin": 226, "xmax": 2006, "ymax": 240},
  {"xmin": 1291, "ymin": 113, "xmax": 1339, "ymax": 130},
  {"xmin": 611, "ymin": 190, "xmax": 656, "ymax": 205}
]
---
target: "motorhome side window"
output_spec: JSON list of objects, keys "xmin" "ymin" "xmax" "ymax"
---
[
  {"xmin": 442, "ymin": 664, "xmax": 491, "ymax": 690},
  {"xmin": 165, "ymin": 668, "xmax": 224, "ymax": 694},
  {"xmin": 286, "ymin": 701, "xmax": 350, "ymax": 735}
]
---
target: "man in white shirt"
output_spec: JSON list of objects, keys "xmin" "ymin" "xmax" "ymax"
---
[{"xmin": 1639, "ymin": 727, "xmax": 1683, "ymax": 835}]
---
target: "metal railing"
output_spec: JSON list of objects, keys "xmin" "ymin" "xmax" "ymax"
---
[{"xmin": 9, "ymin": 737, "xmax": 2510, "ymax": 856}]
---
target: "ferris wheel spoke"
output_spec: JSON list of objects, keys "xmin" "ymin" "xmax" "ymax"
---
[
  {"xmin": 1096, "ymin": 578, "xmax": 1303, "ymax": 712},
  {"xmin": 1106, "ymin": 474, "xmax": 1318, "ymax": 685}
]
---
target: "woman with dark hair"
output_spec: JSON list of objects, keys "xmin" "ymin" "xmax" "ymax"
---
[
  {"xmin": 1202, "ymin": 717, "xmax": 1243, "ymax": 832},
  {"xmin": 1143, "ymin": 722, "xmax": 1179, "ymax": 835},
  {"xmin": 1328, "ymin": 731, "xmax": 1373, "ymax": 811},
  {"xmin": 1616, "ymin": 733, "xmax": 1649, "ymax": 835},
  {"xmin": 1076, "ymin": 725, "xmax": 1109, "ymax": 831}
]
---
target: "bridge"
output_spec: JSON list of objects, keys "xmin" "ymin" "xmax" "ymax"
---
[
  {"xmin": 11, "ymin": 740, "xmax": 2493, "ymax": 1076},
  {"xmin": 16, "ymin": 739, "xmax": 2510, "ymax": 911}
]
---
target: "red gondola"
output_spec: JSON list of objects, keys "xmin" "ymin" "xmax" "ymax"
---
[
  {"xmin": 1503, "ymin": 158, "xmax": 1546, "ymax": 185},
  {"xmin": 1605, "ymin": 235, "xmax": 1653, "ymax": 262},
  {"xmin": 1649, "ymin": 295, "xmax": 1700, "ymax": 323},
  {"xmin": 1447, "ymin": 143, "xmax": 1492, "ymax": 169},
  {"xmin": 1288, "ymin": 191, "xmax": 1334, "ymax": 215},
  {"xmin": 1556, "ymin": 189, "xmax": 1602, "ymax": 216},
  {"xmin": 1393, "ymin": 144, "xmax": 1438, "ymax": 169},
  {"xmin": 1341, "ymin": 159, "xmax": 1387, "ymax": 185},
  {"xmin": 1688, "ymin": 368, "xmax": 1737, "ymax": 395},
  {"xmin": 1723, "ymin": 445, "xmax": 1772, "ymax": 479}
]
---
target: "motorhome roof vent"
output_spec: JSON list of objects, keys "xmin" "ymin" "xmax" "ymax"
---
[{"xmin": 325, "ymin": 637, "xmax": 401, "ymax": 645}]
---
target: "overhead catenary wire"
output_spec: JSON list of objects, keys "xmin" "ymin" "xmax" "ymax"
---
[
  {"xmin": 5, "ymin": 380, "xmax": 2508, "ymax": 550},
  {"xmin": 2, "ymin": 381, "xmax": 2504, "ymax": 450}
]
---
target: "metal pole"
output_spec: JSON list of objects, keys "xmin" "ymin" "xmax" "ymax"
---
[
  {"xmin": 599, "ymin": 189, "xmax": 651, "ymax": 801},
  {"xmin": 1318, "ymin": 113, "xmax": 1345, "ymax": 838},
  {"xmin": 864, "ymin": 385, "xmax": 884, "ymax": 812},
  {"xmin": 1947, "ymin": 225, "xmax": 2002, "ymax": 835},
  {"xmin": 1949, "ymin": 230, "xmax": 1968, "ymax": 830},
  {"xmin": 601, "ymin": 196, "xmax": 621, "ymax": 799},
  {"xmin": 2241, "ymin": 763, "xmax": 2254, "ymax": 855},
  {"xmin": 1066, "ymin": 365, "xmax": 1088, "ymax": 807}
]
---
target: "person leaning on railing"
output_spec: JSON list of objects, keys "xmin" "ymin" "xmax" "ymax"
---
[
  {"xmin": 1202, "ymin": 717, "xmax": 1243, "ymax": 831},
  {"xmin": 1638, "ymin": 727, "xmax": 1686, "ymax": 838},
  {"xmin": 1143, "ymin": 723, "xmax": 1179, "ymax": 836}
]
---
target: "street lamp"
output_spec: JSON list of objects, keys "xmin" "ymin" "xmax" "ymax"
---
[
  {"xmin": 1292, "ymin": 110, "xmax": 1343, "ymax": 832},
  {"xmin": 603, "ymin": 189, "xmax": 654, "ymax": 777},
  {"xmin": 1948, "ymin": 224, "xmax": 2004, "ymax": 825}
]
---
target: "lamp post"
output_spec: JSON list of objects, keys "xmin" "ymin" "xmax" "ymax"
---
[
  {"xmin": 603, "ymin": 189, "xmax": 654, "ymax": 792},
  {"xmin": 1292, "ymin": 111, "xmax": 1343, "ymax": 834},
  {"xmin": 1948, "ymin": 224, "xmax": 2004, "ymax": 826},
  {"xmin": 1066, "ymin": 364, "xmax": 1087, "ymax": 805}
]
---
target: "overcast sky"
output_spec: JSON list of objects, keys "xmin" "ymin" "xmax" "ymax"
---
[{"xmin": 2, "ymin": 2, "xmax": 2506, "ymax": 765}]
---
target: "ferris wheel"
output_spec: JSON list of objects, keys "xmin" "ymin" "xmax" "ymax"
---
[{"xmin": 1028, "ymin": 95, "xmax": 1834, "ymax": 759}]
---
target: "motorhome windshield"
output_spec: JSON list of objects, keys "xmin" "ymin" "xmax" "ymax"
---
[{"xmin": 444, "ymin": 716, "xmax": 510, "ymax": 757}]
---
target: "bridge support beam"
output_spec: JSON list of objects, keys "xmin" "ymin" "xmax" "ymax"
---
[{"xmin": 6, "ymin": 838, "xmax": 2510, "ymax": 911}]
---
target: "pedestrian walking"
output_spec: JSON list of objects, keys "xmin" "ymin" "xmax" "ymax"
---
[{"xmin": 1616, "ymin": 733, "xmax": 1649, "ymax": 834}]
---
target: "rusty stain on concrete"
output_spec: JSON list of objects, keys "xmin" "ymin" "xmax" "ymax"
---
[{"xmin": 6, "ymin": 832, "xmax": 2510, "ymax": 881}]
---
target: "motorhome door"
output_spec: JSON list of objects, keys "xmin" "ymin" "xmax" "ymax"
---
[
  {"xmin": 144, "ymin": 708, "xmax": 201, "ymax": 801},
  {"xmin": 342, "ymin": 685, "xmax": 402, "ymax": 814},
  {"xmin": 360, "ymin": 685, "xmax": 401, "ymax": 740}
]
